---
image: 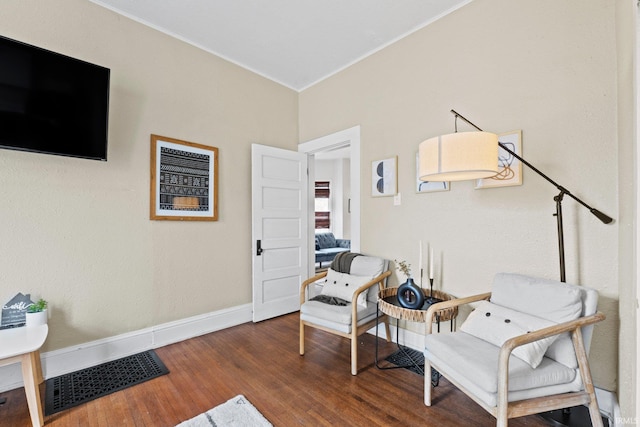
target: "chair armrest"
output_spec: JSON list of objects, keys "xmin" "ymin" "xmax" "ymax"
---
[
  {"xmin": 351, "ymin": 270, "xmax": 392, "ymax": 301},
  {"xmin": 425, "ymin": 292, "xmax": 492, "ymax": 333},
  {"xmin": 500, "ymin": 311, "xmax": 606, "ymax": 356},
  {"xmin": 496, "ymin": 311, "xmax": 606, "ymax": 404},
  {"xmin": 300, "ymin": 271, "xmax": 329, "ymax": 304}
]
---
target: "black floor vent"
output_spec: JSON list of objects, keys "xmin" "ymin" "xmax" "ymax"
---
[
  {"xmin": 385, "ymin": 347, "xmax": 425, "ymax": 375},
  {"xmin": 45, "ymin": 350, "xmax": 169, "ymax": 415}
]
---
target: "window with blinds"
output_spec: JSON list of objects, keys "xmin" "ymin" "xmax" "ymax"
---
[{"xmin": 315, "ymin": 181, "xmax": 330, "ymax": 229}]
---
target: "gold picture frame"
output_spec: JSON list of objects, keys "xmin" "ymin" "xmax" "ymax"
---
[{"xmin": 150, "ymin": 134, "xmax": 218, "ymax": 221}]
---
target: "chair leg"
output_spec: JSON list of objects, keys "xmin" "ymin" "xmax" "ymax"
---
[
  {"xmin": 572, "ymin": 328, "xmax": 604, "ymax": 427},
  {"xmin": 351, "ymin": 331, "xmax": 358, "ymax": 375},
  {"xmin": 497, "ymin": 368, "xmax": 509, "ymax": 427},
  {"xmin": 587, "ymin": 401, "xmax": 604, "ymax": 427},
  {"xmin": 299, "ymin": 321, "xmax": 305, "ymax": 356},
  {"xmin": 424, "ymin": 360, "xmax": 432, "ymax": 406}
]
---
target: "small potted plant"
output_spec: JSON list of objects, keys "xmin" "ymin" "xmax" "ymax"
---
[{"xmin": 26, "ymin": 298, "xmax": 48, "ymax": 327}]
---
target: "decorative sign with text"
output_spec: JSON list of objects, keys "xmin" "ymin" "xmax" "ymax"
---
[{"xmin": 1, "ymin": 293, "xmax": 33, "ymax": 328}]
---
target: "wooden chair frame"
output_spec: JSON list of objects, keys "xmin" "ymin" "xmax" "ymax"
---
[
  {"xmin": 300, "ymin": 269, "xmax": 392, "ymax": 375},
  {"xmin": 423, "ymin": 292, "xmax": 606, "ymax": 427}
]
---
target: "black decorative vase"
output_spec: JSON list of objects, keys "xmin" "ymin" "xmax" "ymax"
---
[{"xmin": 397, "ymin": 278, "xmax": 425, "ymax": 310}]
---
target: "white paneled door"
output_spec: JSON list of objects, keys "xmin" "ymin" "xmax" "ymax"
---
[{"xmin": 251, "ymin": 144, "xmax": 309, "ymax": 322}]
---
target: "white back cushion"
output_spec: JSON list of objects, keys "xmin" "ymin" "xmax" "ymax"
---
[
  {"xmin": 350, "ymin": 256, "xmax": 385, "ymax": 277},
  {"xmin": 491, "ymin": 273, "xmax": 583, "ymax": 321},
  {"xmin": 350, "ymin": 256, "xmax": 387, "ymax": 303},
  {"xmin": 490, "ymin": 273, "xmax": 591, "ymax": 368}
]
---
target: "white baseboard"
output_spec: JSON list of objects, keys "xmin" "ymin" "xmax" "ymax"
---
[
  {"xmin": 0, "ymin": 303, "xmax": 252, "ymax": 393},
  {"xmin": 596, "ymin": 387, "xmax": 621, "ymax": 426}
]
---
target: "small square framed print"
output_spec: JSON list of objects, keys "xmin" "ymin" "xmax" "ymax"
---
[{"xmin": 372, "ymin": 157, "xmax": 397, "ymax": 197}]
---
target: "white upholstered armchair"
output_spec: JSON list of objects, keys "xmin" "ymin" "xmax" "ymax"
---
[
  {"xmin": 423, "ymin": 273, "xmax": 605, "ymax": 427},
  {"xmin": 299, "ymin": 253, "xmax": 391, "ymax": 375}
]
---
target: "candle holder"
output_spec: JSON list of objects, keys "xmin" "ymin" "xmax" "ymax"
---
[{"xmin": 426, "ymin": 278, "xmax": 441, "ymax": 304}]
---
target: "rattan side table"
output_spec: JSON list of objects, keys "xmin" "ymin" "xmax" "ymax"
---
[
  {"xmin": 375, "ymin": 287, "xmax": 458, "ymax": 381},
  {"xmin": 378, "ymin": 287, "xmax": 458, "ymax": 331}
]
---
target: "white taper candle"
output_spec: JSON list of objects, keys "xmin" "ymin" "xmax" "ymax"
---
[
  {"xmin": 429, "ymin": 247, "xmax": 434, "ymax": 279},
  {"xmin": 418, "ymin": 240, "xmax": 423, "ymax": 278}
]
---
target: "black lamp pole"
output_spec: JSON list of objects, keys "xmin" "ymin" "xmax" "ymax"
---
[{"xmin": 450, "ymin": 109, "xmax": 613, "ymax": 282}]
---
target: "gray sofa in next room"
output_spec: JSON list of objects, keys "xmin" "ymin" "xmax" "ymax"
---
[{"xmin": 315, "ymin": 232, "xmax": 350, "ymax": 267}]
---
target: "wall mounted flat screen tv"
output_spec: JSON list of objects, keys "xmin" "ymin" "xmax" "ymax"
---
[{"xmin": 0, "ymin": 35, "xmax": 110, "ymax": 161}]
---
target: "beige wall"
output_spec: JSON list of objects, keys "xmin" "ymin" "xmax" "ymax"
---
[
  {"xmin": 616, "ymin": 0, "xmax": 638, "ymax": 418},
  {"xmin": 0, "ymin": 0, "xmax": 636, "ymax": 419},
  {"xmin": 0, "ymin": 0, "xmax": 298, "ymax": 350},
  {"xmin": 301, "ymin": 0, "xmax": 622, "ymax": 398}
]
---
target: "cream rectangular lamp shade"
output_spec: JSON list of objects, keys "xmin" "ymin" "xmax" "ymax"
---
[{"xmin": 418, "ymin": 131, "xmax": 499, "ymax": 181}]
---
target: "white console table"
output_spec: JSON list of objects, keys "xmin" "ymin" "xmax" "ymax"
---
[{"xmin": 0, "ymin": 325, "xmax": 48, "ymax": 426}]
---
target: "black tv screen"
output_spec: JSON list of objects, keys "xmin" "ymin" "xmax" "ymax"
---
[{"xmin": 0, "ymin": 36, "xmax": 110, "ymax": 161}]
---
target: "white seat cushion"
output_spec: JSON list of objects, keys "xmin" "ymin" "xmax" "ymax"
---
[
  {"xmin": 425, "ymin": 332, "xmax": 580, "ymax": 407},
  {"xmin": 300, "ymin": 299, "xmax": 378, "ymax": 331}
]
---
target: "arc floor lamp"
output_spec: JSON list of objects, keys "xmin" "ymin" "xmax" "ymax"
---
[{"xmin": 418, "ymin": 109, "xmax": 613, "ymax": 282}]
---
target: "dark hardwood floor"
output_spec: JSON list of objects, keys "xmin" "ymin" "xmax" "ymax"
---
[{"xmin": 0, "ymin": 313, "xmax": 553, "ymax": 426}]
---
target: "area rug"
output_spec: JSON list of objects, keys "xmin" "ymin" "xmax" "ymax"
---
[
  {"xmin": 44, "ymin": 350, "xmax": 169, "ymax": 415},
  {"xmin": 176, "ymin": 395, "xmax": 273, "ymax": 427}
]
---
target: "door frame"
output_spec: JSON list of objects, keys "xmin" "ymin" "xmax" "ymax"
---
[
  {"xmin": 299, "ymin": 126, "xmax": 361, "ymax": 277},
  {"xmin": 635, "ymin": 3, "xmax": 640, "ymax": 418}
]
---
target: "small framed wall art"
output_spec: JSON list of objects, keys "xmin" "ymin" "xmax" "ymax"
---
[
  {"xmin": 371, "ymin": 156, "xmax": 397, "ymax": 197},
  {"xmin": 150, "ymin": 134, "xmax": 218, "ymax": 221},
  {"xmin": 416, "ymin": 153, "xmax": 449, "ymax": 193},
  {"xmin": 476, "ymin": 130, "xmax": 523, "ymax": 189}
]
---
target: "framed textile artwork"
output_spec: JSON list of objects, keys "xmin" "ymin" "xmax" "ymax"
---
[{"xmin": 150, "ymin": 134, "xmax": 218, "ymax": 221}]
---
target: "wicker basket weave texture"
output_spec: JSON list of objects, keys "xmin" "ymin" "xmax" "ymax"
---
[{"xmin": 378, "ymin": 287, "xmax": 458, "ymax": 323}]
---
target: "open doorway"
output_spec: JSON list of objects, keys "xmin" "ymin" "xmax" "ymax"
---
[
  {"xmin": 299, "ymin": 126, "xmax": 361, "ymax": 277},
  {"xmin": 313, "ymin": 149, "xmax": 350, "ymax": 272}
]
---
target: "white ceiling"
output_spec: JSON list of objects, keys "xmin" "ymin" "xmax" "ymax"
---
[{"xmin": 90, "ymin": 0, "xmax": 471, "ymax": 91}]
